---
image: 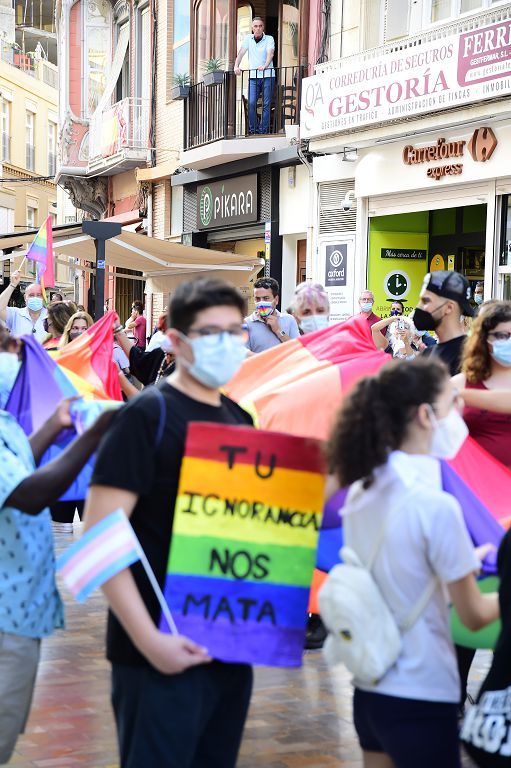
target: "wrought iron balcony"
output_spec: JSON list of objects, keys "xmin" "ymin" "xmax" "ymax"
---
[
  {"xmin": 88, "ymin": 97, "xmax": 150, "ymax": 174},
  {"xmin": 184, "ymin": 66, "xmax": 303, "ymax": 150}
]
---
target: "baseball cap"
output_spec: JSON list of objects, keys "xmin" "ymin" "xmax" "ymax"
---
[{"xmin": 422, "ymin": 270, "xmax": 474, "ymax": 317}]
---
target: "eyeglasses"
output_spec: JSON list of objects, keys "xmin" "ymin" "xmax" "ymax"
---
[
  {"xmin": 488, "ymin": 331, "xmax": 511, "ymax": 342},
  {"xmin": 187, "ymin": 325, "xmax": 247, "ymax": 339}
]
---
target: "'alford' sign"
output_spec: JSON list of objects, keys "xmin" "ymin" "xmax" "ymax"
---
[{"xmin": 197, "ymin": 174, "xmax": 258, "ymax": 230}]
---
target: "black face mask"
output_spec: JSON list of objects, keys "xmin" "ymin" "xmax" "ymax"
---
[{"xmin": 412, "ymin": 306, "xmax": 441, "ymax": 332}]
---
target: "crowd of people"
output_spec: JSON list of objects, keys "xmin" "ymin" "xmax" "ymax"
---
[{"xmin": 0, "ymin": 266, "xmax": 510, "ymax": 768}]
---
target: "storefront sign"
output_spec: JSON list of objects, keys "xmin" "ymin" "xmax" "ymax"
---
[
  {"xmin": 325, "ymin": 244, "xmax": 347, "ymax": 287},
  {"xmin": 197, "ymin": 174, "xmax": 258, "ymax": 230},
  {"xmin": 381, "ymin": 248, "xmax": 427, "ymax": 260},
  {"xmin": 402, "ymin": 128, "xmax": 497, "ymax": 181},
  {"xmin": 321, "ymin": 238, "xmax": 355, "ymax": 323},
  {"xmin": 301, "ymin": 17, "xmax": 511, "ymax": 139}
]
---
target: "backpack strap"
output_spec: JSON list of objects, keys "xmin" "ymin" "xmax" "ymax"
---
[
  {"xmin": 150, "ymin": 386, "xmax": 167, "ymax": 449},
  {"xmin": 399, "ymin": 578, "xmax": 438, "ymax": 633},
  {"xmin": 345, "ymin": 506, "xmax": 438, "ymax": 633}
]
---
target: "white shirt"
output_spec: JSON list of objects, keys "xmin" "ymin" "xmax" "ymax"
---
[
  {"xmin": 6, "ymin": 306, "xmax": 48, "ymax": 343},
  {"xmin": 344, "ymin": 451, "xmax": 479, "ymax": 703}
]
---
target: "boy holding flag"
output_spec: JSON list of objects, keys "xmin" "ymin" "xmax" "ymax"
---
[{"xmin": 84, "ymin": 278, "xmax": 253, "ymax": 768}]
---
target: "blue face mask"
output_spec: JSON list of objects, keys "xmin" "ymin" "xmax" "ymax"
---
[
  {"xmin": 360, "ymin": 302, "xmax": 373, "ymax": 313},
  {"xmin": 27, "ymin": 296, "xmax": 43, "ymax": 312},
  {"xmin": 300, "ymin": 315, "xmax": 329, "ymax": 334},
  {"xmin": 182, "ymin": 332, "xmax": 247, "ymax": 389},
  {"xmin": 474, "ymin": 294, "xmax": 483, "ymax": 305},
  {"xmin": 490, "ymin": 337, "xmax": 511, "ymax": 368},
  {"xmin": 0, "ymin": 352, "xmax": 20, "ymax": 409},
  {"xmin": 390, "ymin": 309, "xmax": 402, "ymax": 317}
]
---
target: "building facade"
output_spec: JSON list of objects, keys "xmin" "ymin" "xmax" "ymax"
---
[
  {"xmin": 300, "ymin": 0, "xmax": 511, "ymax": 321},
  {"xmin": 0, "ymin": 19, "xmax": 74, "ymax": 294},
  {"xmin": 136, "ymin": 0, "xmax": 333, "ymax": 321},
  {"xmin": 56, "ymin": 0, "xmax": 153, "ymax": 316}
]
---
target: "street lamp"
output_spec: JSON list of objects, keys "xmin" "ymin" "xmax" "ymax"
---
[{"xmin": 82, "ymin": 220, "xmax": 122, "ymax": 321}]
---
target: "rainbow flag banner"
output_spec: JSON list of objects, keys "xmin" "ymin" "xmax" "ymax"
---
[
  {"xmin": 25, "ymin": 215, "xmax": 54, "ymax": 302},
  {"xmin": 162, "ymin": 423, "xmax": 325, "ymax": 667}
]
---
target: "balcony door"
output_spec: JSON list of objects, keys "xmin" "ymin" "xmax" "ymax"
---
[{"xmin": 193, "ymin": 0, "xmax": 229, "ymax": 82}]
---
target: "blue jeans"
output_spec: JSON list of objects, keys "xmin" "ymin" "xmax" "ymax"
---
[{"xmin": 248, "ymin": 76, "xmax": 274, "ymax": 134}]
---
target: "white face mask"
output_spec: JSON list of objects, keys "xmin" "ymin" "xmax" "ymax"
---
[
  {"xmin": 300, "ymin": 314, "xmax": 329, "ymax": 334},
  {"xmin": 428, "ymin": 405, "xmax": 468, "ymax": 460}
]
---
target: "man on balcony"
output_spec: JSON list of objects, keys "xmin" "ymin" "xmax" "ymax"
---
[{"xmin": 234, "ymin": 17, "xmax": 275, "ymax": 135}]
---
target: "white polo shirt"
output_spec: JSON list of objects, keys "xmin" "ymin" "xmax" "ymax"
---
[{"xmin": 6, "ymin": 306, "xmax": 48, "ymax": 342}]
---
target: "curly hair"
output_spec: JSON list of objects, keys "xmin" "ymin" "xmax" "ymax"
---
[
  {"xmin": 462, "ymin": 301, "xmax": 511, "ymax": 383},
  {"xmin": 326, "ymin": 357, "xmax": 448, "ymax": 488}
]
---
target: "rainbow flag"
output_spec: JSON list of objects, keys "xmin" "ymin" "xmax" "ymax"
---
[
  {"xmin": 162, "ymin": 423, "xmax": 325, "ymax": 666},
  {"xmin": 6, "ymin": 314, "xmax": 122, "ymax": 500},
  {"xmin": 57, "ymin": 509, "xmax": 141, "ymax": 602},
  {"xmin": 53, "ymin": 311, "xmax": 122, "ymax": 402},
  {"xmin": 26, "ymin": 215, "xmax": 54, "ymax": 302},
  {"xmin": 225, "ymin": 317, "xmax": 511, "ymax": 623},
  {"xmin": 226, "ymin": 316, "xmax": 387, "ymax": 439}
]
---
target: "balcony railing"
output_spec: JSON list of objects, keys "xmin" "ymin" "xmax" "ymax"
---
[
  {"xmin": 2, "ymin": 133, "xmax": 10, "ymax": 162},
  {"xmin": 88, "ymin": 97, "xmax": 150, "ymax": 162},
  {"xmin": 0, "ymin": 41, "xmax": 58, "ymax": 86},
  {"xmin": 184, "ymin": 66, "xmax": 303, "ymax": 150},
  {"xmin": 26, "ymin": 143, "xmax": 35, "ymax": 171}
]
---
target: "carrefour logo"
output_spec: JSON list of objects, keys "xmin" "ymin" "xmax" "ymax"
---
[{"xmin": 199, "ymin": 186, "xmax": 213, "ymax": 227}]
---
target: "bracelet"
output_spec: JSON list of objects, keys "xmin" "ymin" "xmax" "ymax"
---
[{"xmin": 113, "ymin": 325, "xmax": 123, "ymax": 334}]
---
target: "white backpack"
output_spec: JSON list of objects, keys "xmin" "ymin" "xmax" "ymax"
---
[{"xmin": 318, "ymin": 511, "xmax": 436, "ymax": 685}]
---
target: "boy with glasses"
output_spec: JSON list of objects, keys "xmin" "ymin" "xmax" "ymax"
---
[{"xmin": 84, "ymin": 278, "xmax": 253, "ymax": 768}]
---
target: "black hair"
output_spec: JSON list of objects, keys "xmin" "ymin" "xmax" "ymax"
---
[
  {"xmin": 326, "ymin": 358, "xmax": 449, "ymax": 488},
  {"xmin": 391, "ymin": 300, "xmax": 404, "ymax": 311},
  {"xmin": 169, "ymin": 277, "xmax": 246, "ymax": 333},
  {"xmin": 254, "ymin": 277, "xmax": 279, "ymax": 297},
  {"xmin": 132, "ymin": 300, "xmax": 144, "ymax": 313}
]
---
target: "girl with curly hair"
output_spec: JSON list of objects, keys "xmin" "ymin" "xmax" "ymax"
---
[
  {"xmin": 452, "ymin": 300, "xmax": 511, "ymax": 468},
  {"xmin": 326, "ymin": 358, "xmax": 499, "ymax": 768}
]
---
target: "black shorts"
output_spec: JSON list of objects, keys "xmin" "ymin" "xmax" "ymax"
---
[
  {"xmin": 353, "ymin": 688, "xmax": 461, "ymax": 768},
  {"xmin": 111, "ymin": 660, "xmax": 253, "ymax": 768}
]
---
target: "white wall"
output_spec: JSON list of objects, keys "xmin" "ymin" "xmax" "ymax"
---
[{"xmin": 281, "ymin": 233, "xmax": 304, "ymax": 311}]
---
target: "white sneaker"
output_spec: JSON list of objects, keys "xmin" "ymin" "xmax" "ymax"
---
[{"xmin": 52, "ymin": 522, "xmax": 73, "ymax": 533}]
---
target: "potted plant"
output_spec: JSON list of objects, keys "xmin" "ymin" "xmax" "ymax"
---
[
  {"xmin": 202, "ymin": 58, "xmax": 224, "ymax": 87},
  {"xmin": 171, "ymin": 72, "xmax": 190, "ymax": 100}
]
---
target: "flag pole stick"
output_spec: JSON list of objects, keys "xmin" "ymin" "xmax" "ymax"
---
[
  {"xmin": 136, "ymin": 545, "xmax": 179, "ymax": 636},
  {"xmin": 17, "ymin": 254, "xmax": 27, "ymax": 272}
]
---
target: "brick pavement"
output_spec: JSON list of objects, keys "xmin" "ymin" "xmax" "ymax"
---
[{"xmin": 9, "ymin": 523, "xmax": 490, "ymax": 768}]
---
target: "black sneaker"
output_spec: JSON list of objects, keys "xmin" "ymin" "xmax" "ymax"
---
[{"xmin": 305, "ymin": 614, "xmax": 327, "ymax": 650}]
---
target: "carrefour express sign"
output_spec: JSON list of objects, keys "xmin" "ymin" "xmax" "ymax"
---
[{"xmin": 301, "ymin": 16, "xmax": 511, "ymax": 138}]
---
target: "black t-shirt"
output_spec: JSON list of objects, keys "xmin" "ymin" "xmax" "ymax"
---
[
  {"xmin": 421, "ymin": 334, "xmax": 466, "ymax": 376},
  {"xmin": 91, "ymin": 380, "xmax": 253, "ymax": 666},
  {"xmin": 128, "ymin": 345, "xmax": 165, "ymax": 385}
]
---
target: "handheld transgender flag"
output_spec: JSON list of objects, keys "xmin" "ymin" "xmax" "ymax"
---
[
  {"xmin": 57, "ymin": 509, "xmax": 178, "ymax": 633},
  {"xmin": 25, "ymin": 215, "xmax": 54, "ymax": 302}
]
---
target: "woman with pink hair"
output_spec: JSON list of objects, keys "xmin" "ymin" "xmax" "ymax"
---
[{"xmin": 291, "ymin": 281, "xmax": 330, "ymax": 334}]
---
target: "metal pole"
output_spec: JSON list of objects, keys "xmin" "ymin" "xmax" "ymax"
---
[{"xmin": 82, "ymin": 221, "xmax": 122, "ymax": 321}]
